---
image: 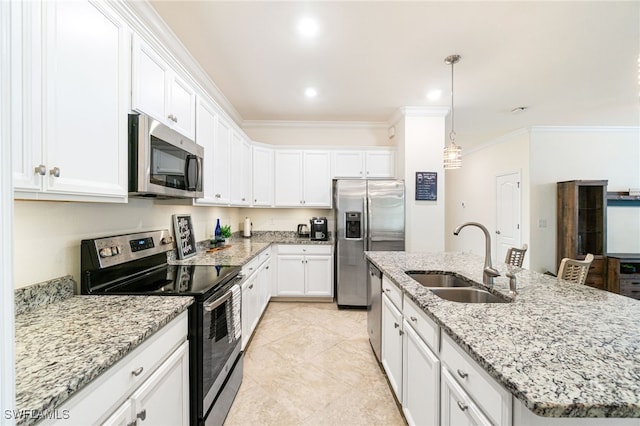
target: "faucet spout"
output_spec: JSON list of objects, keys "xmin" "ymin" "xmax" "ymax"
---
[{"xmin": 453, "ymin": 222, "xmax": 500, "ymax": 286}]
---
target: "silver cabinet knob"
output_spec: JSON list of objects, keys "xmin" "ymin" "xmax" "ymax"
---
[
  {"xmin": 35, "ymin": 164, "xmax": 46, "ymax": 176},
  {"xmin": 49, "ymin": 167, "xmax": 60, "ymax": 177},
  {"xmin": 132, "ymin": 366, "xmax": 144, "ymax": 376},
  {"xmin": 457, "ymin": 401, "xmax": 468, "ymax": 411},
  {"xmin": 457, "ymin": 369, "xmax": 468, "ymax": 379},
  {"xmin": 215, "ymin": 194, "xmax": 221, "ymax": 198},
  {"xmin": 167, "ymin": 113, "xmax": 175, "ymax": 122},
  {"xmin": 136, "ymin": 409, "xmax": 146, "ymax": 421},
  {"xmin": 410, "ymin": 316, "xmax": 417, "ymax": 322}
]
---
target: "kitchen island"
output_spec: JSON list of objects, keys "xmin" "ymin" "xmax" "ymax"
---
[{"xmin": 365, "ymin": 251, "xmax": 640, "ymax": 422}]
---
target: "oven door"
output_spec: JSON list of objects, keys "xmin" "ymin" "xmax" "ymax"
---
[{"xmin": 201, "ymin": 282, "xmax": 242, "ymax": 415}]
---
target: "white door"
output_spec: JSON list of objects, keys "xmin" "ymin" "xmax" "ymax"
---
[
  {"xmin": 276, "ymin": 254, "xmax": 305, "ymax": 295},
  {"xmin": 332, "ymin": 151, "xmax": 364, "ymax": 178},
  {"xmin": 212, "ymin": 116, "xmax": 231, "ymax": 204},
  {"xmin": 252, "ymin": 146, "xmax": 274, "ymax": 206},
  {"xmin": 441, "ymin": 368, "xmax": 492, "ymax": 426},
  {"xmin": 132, "ymin": 36, "xmax": 167, "ymax": 122},
  {"xmin": 304, "ymin": 255, "xmax": 332, "ymax": 296},
  {"xmin": 381, "ymin": 294, "xmax": 403, "ymax": 401},
  {"xmin": 302, "ymin": 151, "xmax": 331, "ymax": 207},
  {"xmin": 365, "ymin": 150, "xmax": 395, "ymax": 178},
  {"xmin": 194, "ymin": 98, "xmax": 216, "ymax": 205},
  {"xmin": 167, "ymin": 73, "xmax": 195, "ymax": 139},
  {"xmin": 274, "ymin": 150, "xmax": 303, "ymax": 206},
  {"xmin": 495, "ymin": 171, "xmax": 521, "ymax": 264}
]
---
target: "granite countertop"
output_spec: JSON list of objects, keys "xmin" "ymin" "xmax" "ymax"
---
[
  {"xmin": 364, "ymin": 251, "xmax": 640, "ymax": 418},
  {"xmin": 14, "ymin": 277, "xmax": 193, "ymax": 426},
  {"xmin": 169, "ymin": 231, "xmax": 333, "ymax": 267}
]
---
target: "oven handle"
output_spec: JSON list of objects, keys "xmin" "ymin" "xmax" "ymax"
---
[{"xmin": 204, "ymin": 285, "xmax": 236, "ymax": 312}]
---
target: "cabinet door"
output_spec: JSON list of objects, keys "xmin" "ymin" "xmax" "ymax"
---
[
  {"xmin": 365, "ymin": 150, "xmax": 395, "ymax": 178},
  {"xmin": 332, "ymin": 151, "xmax": 364, "ymax": 178},
  {"xmin": 276, "ymin": 254, "xmax": 305, "ymax": 295},
  {"xmin": 304, "ymin": 255, "xmax": 333, "ymax": 296},
  {"xmin": 130, "ymin": 341, "xmax": 189, "ymax": 426},
  {"xmin": 381, "ymin": 294, "xmax": 403, "ymax": 401},
  {"xmin": 131, "ymin": 36, "xmax": 167, "ymax": 123},
  {"xmin": 194, "ymin": 97, "xmax": 217, "ymax": 205},
  {"xmin": 241, "ymin": 275, "xmax": 257, "ymax": 350},
  {"xmin": 212, "ymin": 116, "xmax": 231, "ymax": 204},
  {"xmin": 42, "ymin": 0, "xmax": 128, "ymax": 198},
  {"xmin": 101, "ymin": 399, "xmax": 134, "ymax": 426},
  {"xmin": 230, "ymin": 132, "xmax": 251, "ymax": 205},
  {"xmin": 303, "ymin": 151, "xmax": 331, "ymax": 207},
  {"xmin": 252, "ymin": 146, "xmax": 274, "ymax": 206},
  {"xmin": 274, "ymin": 150, "xmax": 303, "ymax": 206},
  {"xmin": 403, "ymin": 320, "xmax": 440, "ymax": 426},
  {"xmin": 441, "ymin": 368, "xmax": 492, "ymax": 426},
  {"xmin": 167, "ymin": 73, "xmax": 195, "ymax": 140}
]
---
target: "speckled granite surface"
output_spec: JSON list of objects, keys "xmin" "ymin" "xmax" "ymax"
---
[
  {"xmin": 14, "ymin": 280, "xmax": 193, "ymax": 426},
  {"xmin": 14, "ymin": 275, "xmax": 75, "ymax": 315},
  {"xmin": 365, "ymin": 251, "xmax": 640, "ymax": 418},
  {"xmin": 169, "ymin": 231, "xmax": 333, "ymax": 266}
]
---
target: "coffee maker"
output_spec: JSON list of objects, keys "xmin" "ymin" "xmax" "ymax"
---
[{"xmin": 310, "ymin": 217, "xmax": 328, "ymax": 241}]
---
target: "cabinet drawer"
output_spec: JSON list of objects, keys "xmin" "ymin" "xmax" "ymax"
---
[
  {"xmin": 441, "ymin": 334, "xmax": 512, "ymax": 426},
  {"xmin": 258, "ymin": 247, "xmax": 272, "ymax": 264},
  {"xmin": 403, "ymin": 296, "xmax": 439, "ymax": 353},
  {"xmin": 588, "ymin": 258, "xmax": 604, "ymax": 274},
  {"xmin": 382, "ymin": 275, "xmax": 402, "ymax": 310},
  {"xmin": 276, "ymin": 244, "xmax": 332, "ymax": 255},
  {"xmin": 620, "ymin": 278, "xmax": 640, "ymax": 299}
]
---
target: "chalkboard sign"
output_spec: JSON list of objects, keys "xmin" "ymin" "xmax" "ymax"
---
[
  {"xmin": 172, "ymin": 214, "xmax": 197, "ymax": 259},
  {"xmin": 415, "ymin": 172, "xmax": 437, "ymax": 201}
]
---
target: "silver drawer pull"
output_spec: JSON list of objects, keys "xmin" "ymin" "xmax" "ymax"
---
[
  {"xmin": 49, "ymin": 167, "xmax": 60, "ymax": 177},
  {"xmin": 137, "ymin": 409, "xmax": 147, "ymax": 420},
  {"xmin": 457, "ymin": 369, "xmax": 468, "ymax": 379},
  {"xmin": 399, "ymin": 330, "xmax": 404, "ymax": 336},
  {"xmin": 457, "ymin": 401, "xmax": 468, "ymax": 411},
  {"xmin": 35, "ymin": 164, "xmax": 46, "ymax": 176},
  {"xmin": 132, "ymin": 366, "xmax": 144, "ymax": 376},
  {"xmin": 384, "ymin": 288, "xmax": 390, "ymax": 292},
  {"xmin": 410, "ymin": 316, "xmax": 417, "ymax": 322}
]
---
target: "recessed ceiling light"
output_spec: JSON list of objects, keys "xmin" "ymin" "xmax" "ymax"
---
[
  {"xmin": 305, "ymin": 87, "xmax": 317, "ymax": 98},
  {"xmin": 297, "ymin": 17, "xmax": 319, "ymax": 38},
  {"xmin": 426, "ymin": 90, "xmax": 442, "ymax": 101}
]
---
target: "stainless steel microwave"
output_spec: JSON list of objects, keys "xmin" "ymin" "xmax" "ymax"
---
[{"xmin": 128, "ymin": 113, "xmax": 203, "ymax": 198}]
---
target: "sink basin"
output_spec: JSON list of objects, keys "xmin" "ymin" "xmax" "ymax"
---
[
  {"xmin": 430, "ymin": 287, "xmax": 510, "ymax": 303},
  {"xmin": 405, "ymin": 271, "xmax": 473, "ymax": 288}
]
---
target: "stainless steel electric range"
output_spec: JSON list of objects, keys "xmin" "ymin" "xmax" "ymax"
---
[{"xmin": 80, "ymin": 229, "xmax": 242, "ymax": 426}]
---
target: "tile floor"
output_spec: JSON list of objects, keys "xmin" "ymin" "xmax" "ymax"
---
[{"xmin": 225, "ymin": 301, "xmax": 406, "ymax": 425}]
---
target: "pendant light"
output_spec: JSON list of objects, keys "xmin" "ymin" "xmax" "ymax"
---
[{"xmin": 443, "ymin": 54, "xmax": 462, "ymax": 169}]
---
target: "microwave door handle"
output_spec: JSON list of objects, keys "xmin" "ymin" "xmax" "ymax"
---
[{"xmin": 184, "ymin": 155, "xmax": 198, "ymax": 191}]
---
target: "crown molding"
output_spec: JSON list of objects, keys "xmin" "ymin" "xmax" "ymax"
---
[
  {"xmin": 389, "ymin": 106, "xmax": 450, "ymax": 126},
  {"xmin": 530, "ymin": 125, "xmax": 640, "ymax": 133},
  {"xmin": 242, "ymin": 120, "xmax": 388, "ymax": 130}
]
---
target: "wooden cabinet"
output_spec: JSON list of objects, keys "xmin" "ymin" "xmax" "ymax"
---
[
  {"xmin": 274, "ymin": 150, "xmax": 331, "ymax": 207},
  {"xmin": 51, "ymin": 312, "xmax": 189, "ymax": 425},
  {"xmin": 252, "ymin": 145, "xmax": 274, "ymax": 206},
  {"xmin": 607, "ymin": 255, "xmax": 640, "ymax": 300},
  {"xmin": 275, "ymin": 245, "xmax": 333, "ymax": 297},
  {"xmin": 557, "ymin": 180, "xmax": 608, "ymax": 289},
  {"xmin": 12, "ymin": 0, "xmax": 129, "ymax": 202},
  {"xmin": 332, "ymin": 150, "xmax": 395, "ymax": 178},
  {"xmin": 132, "ymin": 35, "xmax": 195, "ymax": 139}
]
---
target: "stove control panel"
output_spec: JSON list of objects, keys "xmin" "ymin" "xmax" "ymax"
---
[{"xmin": 84, "ymin": 230, "xmax": 176, "ymax": 269}]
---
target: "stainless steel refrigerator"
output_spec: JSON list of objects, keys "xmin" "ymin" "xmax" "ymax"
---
[{"xmin": 334, "ymin": 179, "xmax": 405, "ymax": 307}]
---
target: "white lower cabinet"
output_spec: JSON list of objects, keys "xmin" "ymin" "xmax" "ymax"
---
[
  {"xmin": 381, "ymin": 292, "xmax": 403, "ymax": 401},
  {"xmin": 441, "ymin": 367, "xmax": 492, "ymax": 426},
  {"xmin": 48, "ymin": 312, "xmax": 189, "ymax": 425},
  {"xmin": 241, "ymin": 248, "xmax": 272, "ymax": 349},
  {"xmin": 103, "ymin": 341, "xmax": 189, "ymax": 426},
  {"xmin": 402, "ymin": 318, "xmax": 440, "ymax": 426},
  {"xmin": 275, "ymin": 245, "xmax": 333, "ymax": 297}
]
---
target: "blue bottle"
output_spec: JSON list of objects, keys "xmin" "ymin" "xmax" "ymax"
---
[{"xmin": 214, "ymin": 218, "xmax": 222, "ymax": 241}]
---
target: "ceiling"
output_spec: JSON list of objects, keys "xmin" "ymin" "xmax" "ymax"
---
[{"xmin": 149, "ymin": 1, "xmax": 639, "ymax": 148}]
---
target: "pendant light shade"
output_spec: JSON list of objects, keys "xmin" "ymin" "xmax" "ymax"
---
[{"xmin": 443, "ymin": 54, "xmax": 462, "ymax": 170}]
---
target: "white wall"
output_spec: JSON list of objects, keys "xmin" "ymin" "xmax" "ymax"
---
[
  {"xmin": 445, "ymin": 130, "xmax": 531, "ymax": 264},
  {"xmin": 13, "ymin": 199, "xmax": 241, "ymax": 289},
  {"xmin": 239, "ymin": 207, "xmax": 334, "ymax": 234},
  {"xmin": 243, "ymin": 121, "xmax": 390, "ymax": 147},
  {"xmin": 394, "ymin": 108, "xmax": 448, "ymax": 252},
  {"xmin": 529, "ymin": 126, "xmax": 640, "ymax": 273}
]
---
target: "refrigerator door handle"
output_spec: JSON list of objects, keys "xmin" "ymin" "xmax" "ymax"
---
[{"xmin": 364, "ymin": 194, "xmax": 370, "ymax": 251}]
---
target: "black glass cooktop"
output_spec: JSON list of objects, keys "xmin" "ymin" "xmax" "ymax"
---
[{"xmin": 97, "ymin": 264, "xmax": 240, "ymax": 297}]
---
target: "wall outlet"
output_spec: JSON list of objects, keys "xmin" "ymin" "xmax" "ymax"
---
[{"xmin": 538, "ymin": 219, "xmax": 547, "ymax": 228}]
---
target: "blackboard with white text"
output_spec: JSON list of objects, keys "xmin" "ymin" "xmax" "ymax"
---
[
  {"xmin": 172, "ymin": 214, "xmax": 197, "ymax": 259},
  {"xmin": 415, "ymin": 172, "xmax": 437, "ymax": 200}
]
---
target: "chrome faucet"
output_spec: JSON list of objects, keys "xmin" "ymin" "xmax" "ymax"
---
[{"xmin": 453, "ymin": 222, "xmax": 501, "ymax": 286}]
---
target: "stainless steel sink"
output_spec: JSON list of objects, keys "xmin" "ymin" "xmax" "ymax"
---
[
  {"xmin": 430, "ymin": 287, "xmax": 510, "ymax": 303},
  {"xmin": 405, "ymin": 271, "xmax": 473, "ymax": 288}
]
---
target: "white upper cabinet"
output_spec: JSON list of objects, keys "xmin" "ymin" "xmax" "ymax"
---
[
  {"xmin": 194, "ymin": 96, "xmax": 217, "ymax": 205},
  {"xmin": 332, "ymin": 149, "xmax": 395, "ymax": 179},
  {"xmin": 132, "ymin": 35, "xmax": 195, "ymax": 140},
  {"xmin": 252, "ymin": 145, "xmax": 274, "ymax": 207},
  {"xmin": 274, "ymin": 150, "xmax": 331, "ymax": 207},
  {"xmin": 230, "ymin": 131, "xmax": 251, "ymax": 206},
  {"xmin": 12, "ymin": 0, "xmax": 129, "ymax": 202},
  {"xmin": 211, "ymin": 114, "xmax": 232, "ymax": 205}
]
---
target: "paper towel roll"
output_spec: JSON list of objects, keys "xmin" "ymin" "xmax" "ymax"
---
[{"xmin": 243, "ymin": 217, "xmax": 251, "ymax": 238}]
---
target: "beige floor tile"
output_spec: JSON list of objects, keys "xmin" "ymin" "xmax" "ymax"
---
[{"xmin": 226, "ymin": 302, "xmax": 406, "ymax": 426}]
